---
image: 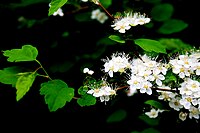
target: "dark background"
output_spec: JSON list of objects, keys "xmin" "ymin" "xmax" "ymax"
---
[{"xmin": 0, "ymin": 0, "xmax": 200, "ymax": 132}]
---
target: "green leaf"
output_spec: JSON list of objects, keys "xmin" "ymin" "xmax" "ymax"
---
[
  {"xmin": 100, "ymin": 0, "xmax": 112, "ymax": 8},
  {"xmin": 134, "ymin": 38, "xmax": 166, "ymax": 54},
  {"xmin": 40, "ymin": 79, "xmax": 74, "ymax": 112},
  {"xmin": 3, "ymin": 45, "xmax": 38, "ymax": 62},
  {"xmin": 158, "ymin": 38, "xmax": 192, "ymax": 51},
  {"xmin": 78, "ymin": 86, "xmax": 88, "ymax": 95},
  {"xmin": 16, "ymin": 72, "xmax": 37, "ymax": 101},
  {"xmin": 158, "ymin": 19, "xmax": 188, "ymax": 34},
  {"xmin": 151, "ymin": 3, "xmax": 174, "ymax": 22},
  {"xmin": 144, "ymin": 0, "xmax": 161, "ymax": 4},
  {"xmin": 0, "ymin": 66, "xmax": 22, "ymax": 87},
  {"xmin": 74, "ymin": 12, "xmax": 91, "ymax": 22},
  {"xmin": 144, "ymin": 100, "xmax": 164, "ymax": 109},
  {"xmin": 77, "ymin": 94, "xmax": 96, "ymax": 106},
  {"xmin": 48, "ymin": 0, "xmax": 68, "ymax": 16},
  {"xmin": 142, "ymin": 128, "xmax": 160, "ymax": 133},
  {"xmin": 108, "ymin": 35, "xmax": 125, "ymax": 43},
  {"xmin": 139, "ymin": 114, "xmax": 160, "ymax": 126},
  {"xmin": 106, "ymin": 109, "xmax": 127, "ymax": 123},
  {"xmin": 131, "ymin": 128, "xmax": 161, "ymax": 133}
]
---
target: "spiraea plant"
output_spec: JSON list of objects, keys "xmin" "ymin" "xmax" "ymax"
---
[{"xmin": 0, "ymin": 0, "xmax": 199, "ymax": 132}]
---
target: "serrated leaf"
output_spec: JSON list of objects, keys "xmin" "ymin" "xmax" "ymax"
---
[
  {"xmin": 77, "ymin": 94, "xmax": 96, "ymax": 106},
  {"xmin": 16, "ymin": 72, "xmax": 37, "ymax": 101},
  {"xmin": 109, "ymin": 35, "xmax": 125, "ymax": 43},
  {"xmin": 134, "ymin": 38, "xmax": 166, "ymax": 54},
  {"xmin": 144, "ymin": 100, "xmax": 164, "ymax": 109},
  {"xmin": 3, "ymin": 45, "xmax": 38, "ymax": 62},
  {"xmin": 48, "ymin": 0, "xmax": 68, "ymax": 16},
  {"xmin": 106, "ymin": 109, "xmax": 127, "ymax": 123},
  {"xmin": 0, "ymin": 66, "xmax": 22, "ymax": 87},
  {"xmin": 40, "ymin": 79, "xmax": 74, "ymax": 112},
  {"xmin": 158, "ymin": 19, "xmax": 188, "ymax": 34},
  {"xmin": 139, "ymin": 114, "xmax": 160, "ymax": 126},
  {"xmin": 151, "ymin": 3, "xmax": 174, "ymax": 22}
]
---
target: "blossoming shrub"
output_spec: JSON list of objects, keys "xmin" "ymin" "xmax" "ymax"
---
[{"xmin": 0, "ymin": 0, "xmax": 199, "ymax": 132}]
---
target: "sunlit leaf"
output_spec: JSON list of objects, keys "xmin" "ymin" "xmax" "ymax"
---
[
  {"xmin": 77, "ymin": 94, "xmax": 96, "ymax": 106},
  {"xmin": 109, "ymin": 35, "xmax": 125, "ymax": 43},
  {"xmin": 40, "ymin": 79, "xmax": 74, "ymax": 112},
  {"xmin": 48, "ymin": 0, "xmax": 68, "ymax": 16},
  {"xmin": 134, "ymin": 38, "xmax": 166, "ymax": 54},
  {"xmin": 3, "ymin": 45, "xmax": 38, "ymax": 62},
  {"xmin": 106, "ymin": 109, "xmax": 127, "ymax": 123},
  {"xmin": 158, "ymin": 19, "xmax": 188, "ymax": 34},
  {"xmin": 151, "ymin": 3, "xmax": 174, "ymax": 21},
  {"xmin": 0, "ymin": 66, "xmax": 22, "ymax": 87},
  {"xmin": 16, "ymin": 72, "xmax": 37, "ymax": 101}
]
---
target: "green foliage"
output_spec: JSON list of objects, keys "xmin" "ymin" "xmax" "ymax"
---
[
  {"xmin": 158, "ymin": 19, "xmax": 188, "ymax": 34},
  {"xmin": 106, "ymin": 109, "xmax": 127, "ymax": 123},
  {"xmin": 48, "ymin": 0, "xmax": 68, "ymax": 16},
  {"xmin": 77, "ymin": 94, "xmax": 96, "ymax": 106},
  {"xmin": 134, "ymin": 38, "xmax": 167, "ymax": 54},
  {"xmin": 139, "ymin": 114, "xmax": 160, "ymax": 126},
  {"xmin": 108, "ymin": 35, "xmax": 125, "ymax": 44},
  {"xmin": 16, "ymin": 72, "xmax": 37, "ymax": 101},
  {"xmin": 144, "ymin": 0, "xmax": 161, "ymax": 4},
  {"xmin": 100, "ymin": 0, "xmax": 112, "ymax": 8},
  {"xmin": 144, "ymin": 100, "xmax": 164, "ymax": 110},
  {"xmin": 3, "ymin": 45, "xmax": 38, "ymax": 62},
  {"xmin": 158, "ymin": 38, "xmax": 192, "ymax": 51},
  {"xmin": 151, "ymin": 3, "xmax": 174, "ymax": 22},
  {"xmin": 0, "ymin": 66, "xmax": 22, "ymax": 87},
  {"xmin": 40, "ymin": 79, "xmax": 74, "ymax": 112},
  {"xmin": 131, "ymin": 128, "xmax": 160, "ymax": 133}
]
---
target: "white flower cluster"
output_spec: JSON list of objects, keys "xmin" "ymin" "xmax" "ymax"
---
[
  {"xmin": 102, "ymin": 52, "xmax": 131, "ymax": 77},
  {"xmin": 85, "ymin": 50, "xmax": 200, "ymax": 121},
  {"xmin": 156, "ymin": 51, "xmax": 200, "ymax": 121},
  {"xmin": 127, "ymin": 54, "xmax": 168, "ymax": 96},
  {"xmin": 101, "ymin": 51, "xmax": 200, "ymax": 121},
  {"xmin": 111, "ymin": 12, "xmax": 151, "ymax": 33},
  {"xmin": 91, "ymin": 9, "xmax": 108, "ymax": 24},
  {"xmin": 87, "ymin": 81, "xmax": 116, "ymax": 103}
]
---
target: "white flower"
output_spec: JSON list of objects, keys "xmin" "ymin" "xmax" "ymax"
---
[
  {"xmin": 139, "ymin": 81, "xmax": 152, "ymax": 95},
  {"xmin": 83, "ymin": 68, "xmax": 94, "ymax": 75},
  {"xmin": 179, "ymin": 112, "xmax": 188, "ymax": 121},
  {"xmin": 189, "ymin": 106, "xmax": 200, "ymax": 119},
  {"xmin": 111, "ymin": 11, "xmax": 150, "ymax": 33},
  {"xmin": 145, "ymin": 108, "xmax": 159, "ymax": 118},
  {"xmin": 91, "ymin": 9, "xmax": 108, "ymax": 24},
  {"xmin": 81, "ymin": 0, "xmax": 88, "ymax": 2},
  {"xmin": 103, "ymin": 52, "xmax": 131, "ymax": 77}
]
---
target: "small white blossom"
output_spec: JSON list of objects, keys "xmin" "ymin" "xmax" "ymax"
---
[{"xmin": 145, "ymin": 108, "xmax": 159, "ymax": 118}]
